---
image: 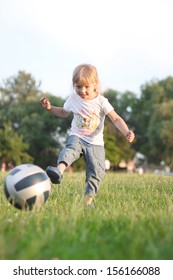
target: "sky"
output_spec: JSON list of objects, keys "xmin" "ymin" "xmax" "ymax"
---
[{"xmin": 1, "ymin": 0, "xmax": 173, "ymax": 98}]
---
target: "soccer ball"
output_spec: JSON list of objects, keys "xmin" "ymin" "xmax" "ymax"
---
[{"xmin": 4, "ymin": 164, "xmax": 51, "ymax": 210}]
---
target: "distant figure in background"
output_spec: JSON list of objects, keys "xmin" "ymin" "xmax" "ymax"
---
[
  {"xmin": 127, "ymin": 160, "xmax": 135, "ymax": 173},
  {"xmin": 105, "ymin": 159, "xmax": 111, "ymax": 171},
  {"xmin": 138, "ymin": 166, "xmax": 144, "ymax": 175},
  {"xmin": 7, "ymin": 162, "xmax": 14, "ymax": 170},
  {"xmin": 40, "ymin": 64, "xmax": 135, "ymax": 207},
  {"xmin": 1, "ymin": 162, "xmax": 6, "ymax": 172}
]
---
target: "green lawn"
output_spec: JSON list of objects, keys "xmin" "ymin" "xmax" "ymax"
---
[{"xmin": 0, "ymin": 171, "xmax": 173, "ymax": 260}]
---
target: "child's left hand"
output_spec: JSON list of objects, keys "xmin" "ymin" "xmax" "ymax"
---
[{"xmin": 126, "ymin": 130, "xmax": 135, "ymax": 143}]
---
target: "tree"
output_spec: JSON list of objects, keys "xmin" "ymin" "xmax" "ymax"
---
[
  {"xmin": 148, "ymin": 101, "xmax": 173, "ymax": 165},
  {"xmin": 133, "ymin": 76, "xmax": 173, "ymax": 164},
  {"xmin": 0, "ymin": 71, "xmax": 41, "ymax": 104},
  {"xmin": 0, "ymin": 71, "xmax": 71, "ymax": 168},
  {"xmin": 0, "ymin": 122, "xmax": 33, "ymax": 166}
]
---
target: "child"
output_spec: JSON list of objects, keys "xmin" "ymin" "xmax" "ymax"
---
[{"xmin": 40, "ymin": 64, "xmax": 135, "ymax": 207}]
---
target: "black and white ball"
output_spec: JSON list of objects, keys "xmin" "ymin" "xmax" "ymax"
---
[{"xmin": 4, "ymin": 164, "xmax": 51, "ymax": 210}]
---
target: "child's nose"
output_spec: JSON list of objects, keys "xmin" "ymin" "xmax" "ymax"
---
[{"xmin": 81, "ymin": 87, "xmax": 86, "ymax": 93}]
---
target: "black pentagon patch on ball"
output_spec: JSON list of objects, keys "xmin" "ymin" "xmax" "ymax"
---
[
  {"xmin": 4, "ymin": 183, "xmax": 21, "ymax": 208},
  {"xmin": 44, "ymin": 191, "xmax": 49, "ymax": 202},
  {"xmin": 26, "ymin": 196, "xmax": 37, "ymax": 210},
  {"xmin": 8, "ymin": 168, "xmax": 21, "ymax": 176},
  {"xmin": 13, "ymin": 202, "xmax": 23, "ymax": 210},
  {"xmin": 4, "ymin": 182, "xmax": 10, "ymax": 199},
  {"xmin": 14, "ymin": 172, "xmax": 48, "ymax": 191}
]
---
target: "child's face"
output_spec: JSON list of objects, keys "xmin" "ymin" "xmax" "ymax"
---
[{"xmin": 74, "ymin": 83, "xmax": 97, "ymax": 100}]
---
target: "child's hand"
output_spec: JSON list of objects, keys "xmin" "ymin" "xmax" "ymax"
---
[
  {"xmin": 126, "ymin": 130, "xmax": 135, "ymax": 143},
  {"xmin": 40, "ymin": 97, "xmax": 51, "ymax": 110}
]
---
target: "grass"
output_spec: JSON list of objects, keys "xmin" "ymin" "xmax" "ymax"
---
[{"xmin": 0, "ymin": 171, "xmax": 173, "ymax": 260}]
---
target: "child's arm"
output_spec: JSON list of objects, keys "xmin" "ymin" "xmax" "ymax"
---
[
  {"xmin": 107, "ymin": 110, "xmax": 135, "ymax": 143},
  {"xmin": 40, "ymin": 97, "xmax": 70, "ymax": 118}
]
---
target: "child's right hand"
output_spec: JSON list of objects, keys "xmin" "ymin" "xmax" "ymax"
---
[{"xmin": 40, "ymin": 97, "xmax": 51, "ymax": 110}]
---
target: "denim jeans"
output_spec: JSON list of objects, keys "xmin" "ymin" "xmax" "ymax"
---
[{"xmin": 57, "ymin": 135, "xmax": 106, "ymax": 198}]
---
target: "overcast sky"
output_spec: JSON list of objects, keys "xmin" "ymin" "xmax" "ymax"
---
[{"xmin": 1, "ymin": 0, "xmax": 173, "ymax": 98}]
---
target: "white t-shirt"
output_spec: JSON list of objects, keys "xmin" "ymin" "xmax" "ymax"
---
[{"xmin": 63, "ymin": 93, "xmax": 114, "ymax": 145}]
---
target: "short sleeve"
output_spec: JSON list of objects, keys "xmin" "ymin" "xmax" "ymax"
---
[
  {"xmin": 101, "ymin": 97, "xmax": 114, "ymax": 115},
  {"xmin": 63, "ymin": 95, "xmax": 73, "ymax": 112}
]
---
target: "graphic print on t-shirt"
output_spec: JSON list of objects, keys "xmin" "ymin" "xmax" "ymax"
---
[{"xmin": 75, "ymin": 110, "xmax": 99, "ymax": 136}]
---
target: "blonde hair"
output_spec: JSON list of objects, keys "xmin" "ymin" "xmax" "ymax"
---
[{"xmin": 72, "ymin": 64, "xmax": 101, "ymax": 95}]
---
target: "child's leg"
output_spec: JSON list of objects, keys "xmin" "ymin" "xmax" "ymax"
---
[
  {"xmin": 46, "ymin": 135, "xmax": 82, "ymax": 184},
  {"xmin": 57, "ymin": 135, "xmax": 83, "ymax": 170},
  {"xmin": 84, "ymin": 143, "xmax": 106, "ymax": 205},
  {"xmin": 85, "ymin": 195, "xmax": 94, "ymax": 206},
  {"xmin": 58, "ymin": 161, "xmax": 67, "ymax": 175}
]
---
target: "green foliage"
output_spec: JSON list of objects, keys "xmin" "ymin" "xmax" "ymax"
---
[
  {"xmin": 135, "ymin": 77, "xmax": 173, "ymax": 164},
  {"xmin": 0, "ymin": 122, "xmax": 33, "ymax": 165},
  {"xmin": 104, "ymin": 89, "xmax": 137, "ymax": 123},
  {"xmin": 104, "ymin": 119, "xmax": 135, "ymax": 166},
  {"xmin": 104, "ymin": 133, "xmax": 121, "ymax": 164},
  {"xmin": 1, "ymin": 172, "xmax": 173, "ymax": 260},
  {"xmin": 0, "ymin": 71, "xmax": 41, "ymax": 104},
  {"xmin": 148, "ymin": 101, "xmax": 173, "ymax": 164}
]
